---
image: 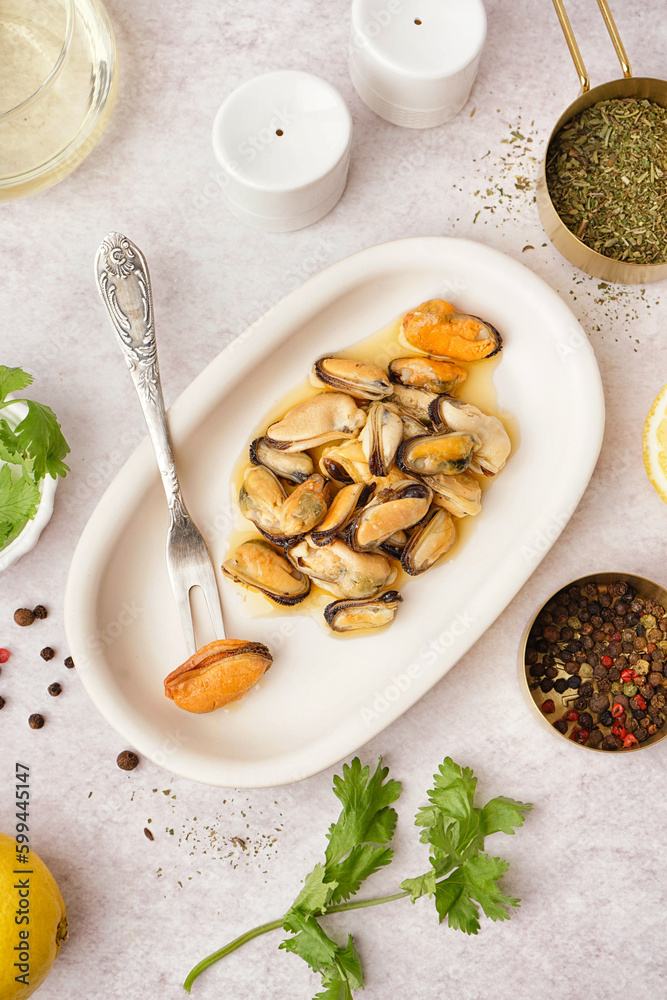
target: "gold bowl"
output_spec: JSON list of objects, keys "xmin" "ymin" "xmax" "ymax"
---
[
  {"xmin": 518, "ymin": 572, "xmax": 667, "ymax": 754},
  {"xmin": 537, "ymin": 0, "xmax": 667, "ymax": 284}
]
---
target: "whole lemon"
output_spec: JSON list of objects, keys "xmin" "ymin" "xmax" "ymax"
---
[{"xmin": 0, "ymin": 831, "xmax": 67, "ymax": 1000}]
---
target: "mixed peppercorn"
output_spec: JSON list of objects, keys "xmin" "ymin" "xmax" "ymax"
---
[{"xmin": 525, "ymin": 579, "xmax": 667, "ymax": 751}]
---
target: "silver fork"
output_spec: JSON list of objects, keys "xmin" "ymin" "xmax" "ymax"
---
[{"xmin": 94, "ymin": 232, "xmax": 225, "ymax": 657}]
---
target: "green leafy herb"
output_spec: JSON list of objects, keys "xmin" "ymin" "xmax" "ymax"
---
[
  {"xmin": 0, "ymin": 366, "xmax": 70, "ymax": 548},
  {"xmin": 183, "ymin": 756, "xmax": 532, "ymax": 996}
]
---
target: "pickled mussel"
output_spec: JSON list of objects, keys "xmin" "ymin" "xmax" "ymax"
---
[
  {"xmin": 163, "ymin": 639, "xmax": 272, "ymax": 713},
  {"xmin": 265, "ymin": 392, "xmax": 366, "ymax": 452},
  {"xmin": 401, "ymin": 509, "xmax": 456, "ymax": 576},
  {"xmin": 324, "ymin": 591, "xmax": 403, "ymax": 633},
  {"xmin": 289, "ymin": 537, "xmax": 397, "ymax": 599},
  {"xmin": 345, "ymin": 480, "xmax": 432, "ymax": 551},
  {"xmin": 397, "ymin": 432, "xmax": 479, "ymax": 477},
  {"xmin": 310, "ymin": 482, "xmax": 375, "ymax": 546},
  {"xmin": 249, "ymin": 436, "xmax": 314, "ymax": 484},
  {"xmin": 311, "ymin": 357, "xmax": 393, "ymax": 400},
  {"xmin": 427, "ymin": 471, "xmax": 482, "ymax": 517},
  {"xmin": 401, "ymin": 299, "xmax": 502, "ymax": 362},
  {"xmin": 388, "ymin": 357, "xmax": 467, "ymax": 395},
  {"xmin": 360, "ymin": 402, "xmax": 404, "ymax": 476},
  {"xmin": 429, "ymin": 397, "xmax": 511, "ymax": 476},
  {"xmin": 389, "ymin": 383, "xmax": 438, "ymax": 423},
  {"xmin": 319, "ymin": 439, "xmax": 372, "ymax": 484},
  {"xmin": 222, "ymin": 538, "xmax": 311, "ymax": 604},
  {"xmin": 239, "ymin": 467, "xmax": 329, "ymax": 543}
]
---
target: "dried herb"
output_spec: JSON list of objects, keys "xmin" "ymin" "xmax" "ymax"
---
[{"xmin": 546, "ymin": 97, "xmax": 667, "ymax": 264}]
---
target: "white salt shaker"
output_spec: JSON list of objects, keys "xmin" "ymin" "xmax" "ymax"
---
[
  {"xmin": 349, "ymin": 0, "xmax": 486, "ymax": 128},
  {"xmin": 212, "ymin": 70, "xmax": 353, "ymax": 232}
]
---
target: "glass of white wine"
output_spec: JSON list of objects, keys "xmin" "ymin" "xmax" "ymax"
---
[{"xmin": 0, "ymin": 0, "xmax": 118, "ymax": 200}]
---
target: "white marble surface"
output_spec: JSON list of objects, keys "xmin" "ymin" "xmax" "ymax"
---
[{"xmin": 2, "ymin": 1, "xmax": 667, "ymax": 997}]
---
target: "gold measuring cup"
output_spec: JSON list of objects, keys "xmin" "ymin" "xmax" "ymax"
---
[{"xmin": 537, "ymin": 0, "xmax": 667, "ymax": 285}]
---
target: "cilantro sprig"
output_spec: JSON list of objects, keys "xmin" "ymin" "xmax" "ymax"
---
[
  {"xmin": 183, "ymin": 757, "xmax": 531, "ymax": 996},
  {"xmin": 0, "ymin": 366, "xmax": 70, "ymax": 547}
]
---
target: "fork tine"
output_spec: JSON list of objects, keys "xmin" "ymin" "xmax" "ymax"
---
[
  {"xmin": 197, "ymin": 558, "xmax": 226, "ymax": 640},
  {"xmin": 169, "ymin": 570, "xmax": 197, "ymax": 658}
]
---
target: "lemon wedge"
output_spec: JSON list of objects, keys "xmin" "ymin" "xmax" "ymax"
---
[{"xmin": 643, "ymin": 384, "xmax": 667, "ymax": 502}]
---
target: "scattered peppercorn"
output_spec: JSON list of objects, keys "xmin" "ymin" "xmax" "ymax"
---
[
  {"xmin": 117, "ymin": 750, "xmax": 139, "ymax": 771},
  {"xmin": 14, "ymin": 608, "xmax": 35, "ymax": 627},
  {"xmin": 40, "ymin": 647, "xmax": 55, "ymax": 661},
  {"xmin": 64, "ymin": 656, "xmax": 75, "ymax": 669},
  {"xmin": 33, "ymin": 605, "xmax": 47, "ymax": 620},
  {"xmin": 0, "ymin": 649, "xmax": 9, "ymax": 663},
  {"xmin": 0, "ymin": 697, "xmax": 5, "ymax": 710},
  {"xmin": 144, "ymin": 827, "xmax": 154, "ymax": 841},
  {"xmin": 48, "ymin": 683, "xmax": 62, "ymax": 697},
  {"xmin": 29, "ymin": 714, "xmax": 44, "ymax": 729}
]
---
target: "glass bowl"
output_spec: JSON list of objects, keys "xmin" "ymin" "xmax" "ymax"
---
[{"xmin": 0, "ymin": 0, "xmax": 118, "ymax": 200}]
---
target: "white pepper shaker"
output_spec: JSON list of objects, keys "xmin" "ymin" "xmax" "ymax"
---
[
  {"xmin": 349, "ymin": 0, "xmax": 487, "ymax": 128},
  {"xmin": 212, "ymin": 70, "xmax": 353, "ymax": 232}
]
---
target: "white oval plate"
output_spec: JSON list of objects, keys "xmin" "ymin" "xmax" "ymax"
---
[{"xmin": 65, "ymin": 238, "xmax": 604, "ymax": 787}]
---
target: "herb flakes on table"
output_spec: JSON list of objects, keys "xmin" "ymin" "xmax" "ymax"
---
[
  {"xmin": 546, "ymin": 97, "xmax": 667, "ymax": 265},
  {"xmin": 183, "ymin": 757, "xmax": 532, "ymax": 997}
]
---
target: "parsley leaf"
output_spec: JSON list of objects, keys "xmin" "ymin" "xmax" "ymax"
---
[
  {"xmin": 325, "ymin": 757, "xmax": 401, "ymax": 869},
  {"xmin": 11, "ymin": 401, "xmax": 70, "ymax": 480},
  {"xmin": 0, "ymin": 366, "xmax": 33, "ymax": 402},
  {"xmin": 401, "ymin": 757, "xmax": 531, "ymax": 933},
  {"xmin": 0, "ymin": 464, "xmax": 40, "ymax": 542},
  {"xmin": 479, "ymin": 796, "xmax": 532, "ymax": 838},
  {"xmin": 434, "ymin": 855, "xmax": 519, "ymax": 934}
]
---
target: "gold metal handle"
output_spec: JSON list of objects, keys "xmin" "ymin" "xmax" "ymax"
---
[
  {"xmin": 551, "ymin": 0, "xmax": 632, "ymax": 94},
  {"xmin": 595, "ymin": 0, "xmax": 632, "ymax": 78}
]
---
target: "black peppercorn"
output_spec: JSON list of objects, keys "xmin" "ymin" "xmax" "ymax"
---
[
  {"xmin": 33, "ymin": 605, "xmax": 48, "ymax": 619},
  {"xmin": 553, "ymin": 719, "xmax": 569, "ymax": 734},
  {"xmin": 567, "ymin": 675, "xmax": 581, "ymax": 689},
  {"xmin": 48, "ymin": 683, "xmax": 61, "ymax": 697},
  {"xmin": 28, "ymin": 714, "xmax": 44, "ymax": 729},
  {"xmin": 632, "ymin": 708, "xmax": 646, "ymax": 721},
  {"xmin": 64, "ymin": 656, "xmax": 75, "ymax": 669},
  {"xmin": 40, "ymin": 647, "xmax": 55, "ymax": 661},
  {"xmin": 590, "ymin": 693, "xmax": 610, "ymax": 714},
  {"xmin": 529, "ymin": 663, "xmax": 545, "ymax": 678},
  {"xmin": 588, "ymin": 728, "xmax": 603, "ymax": 746},
  {"xmin": 117, "ymin": 750, "xmax": 139, "ymax": 771},
  {"xmin": 579, "ymin": 712, "xmax": 593, "ymax": 730},
  {"xmin": 539, "ymin": 678, "xmax": 554, "ymax": 693},
  {"xmin": 601, "ymin": 734, "xmax": 621, "ymax": 750},
  {"xmin": 0, "ymin": 696, "xmax": 5, "ymax": 710},
  {"xmin": 545, "ymin": 665, "xmax": 559, "ymax": 679},
  {"xmin": 599, "ymin": 710, "xmax": 614, "ymax": 728},
  {"xmin": 580, "ymin": 682, "xmax": 594, "ymax": 697},
  {"xmin": 554, "ymin": 678, "xmax": 568, "ymax": 694},
  {"xmin": 574, "ymin": 696, "xmax": 588, "ymax": 711}
]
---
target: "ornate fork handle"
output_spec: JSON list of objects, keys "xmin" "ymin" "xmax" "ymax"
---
[{"xmin": 94, "ymin": 232, "xmax": 186, "ymax": 522}]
